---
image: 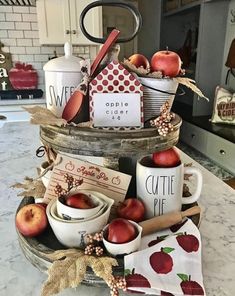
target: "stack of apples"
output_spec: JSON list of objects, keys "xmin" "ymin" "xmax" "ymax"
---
[{"xmin": 128, "ymin": 49, "xmax": 182, "ymax": 78}]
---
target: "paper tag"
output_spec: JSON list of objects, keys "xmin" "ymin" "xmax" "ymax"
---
[
  {"xmin": 93, "ymin": 93, "xmax": 141, "ymax": 127},
  {"xmin": 43, "ymin": 154, "xmax": 132, "ymax": 204}
]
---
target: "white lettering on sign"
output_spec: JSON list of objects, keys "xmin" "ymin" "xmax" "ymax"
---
[
  {"xmin": 93, "ymin": 93, "xmax": 141, "ymax": 127},
  {"xmin": 0, "ymin": 68, "xmax": 8, "ymax": 78},
  {"xmin": 0, "ymin": 53, "xmax": 5, "ymax": 64}
]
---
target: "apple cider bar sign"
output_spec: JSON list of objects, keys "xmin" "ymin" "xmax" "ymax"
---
[
  {"xmin": 93, "ymin": 93, "xmax": 141, "ymax": 127},
  {"xmin": 43, "ymin": 154, "xmax": 132, "ymax": 204}
]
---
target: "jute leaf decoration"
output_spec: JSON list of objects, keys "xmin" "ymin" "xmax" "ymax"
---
[
  {"xmin": 23, "ymin": 106, "xmax": 67, "ymax": 127},
  {"xmin": 11, "ymin": 177, "xmax": 46, "ymax": 199},
  {"xmin": 41, "ymin": 249, "xmax": 118, "ymax": 296},
  {"xmin": 174, "ymin": 77, "xmax": 209, "ymax": 101},
  {"xmin": 23, "ymin": 106, "xmax": 93, "ymax": 128}
]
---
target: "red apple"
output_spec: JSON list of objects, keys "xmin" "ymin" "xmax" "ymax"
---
[
  {"xmin": 125, "ymin": 269, "xmax": 151, "ymax": 291},
  {"xmin": 151, "ymin": 50, "xmax": 182, "ymax": 77},
  {"xmin": 128, "ymin": 54, "xmax": 150, "ymax": 70},
  {"xmin": 15, "ymin": 204, "xmax": 48, "ymax": 237},
  {"xmin": 152, "ymin": 147, "xmax": 181, "ymax": 168},
  {"xmin": 36, "ymin": 202, "xmax": 48, "ymax": 210},
  {"xmin": 65, "ymin": 193, "xmax": 95, "ymax": 209},
  {"xmin": 117, "ymin": 198, "xmax": 145, "ymax": 222},
  {"xmin": 150, "ymin": 247, "xmax": 174, "ymax": 274},
  {"xmin": 178, "ymin": 274, "xmax": 204, "ymax": 295},
  {"xmin": 107, "ymin": 218, "xmax": 137, "ymax": 244},
  {"xmin": 176, "ymin": 233, "xmax": 199, "ymax": 253}
]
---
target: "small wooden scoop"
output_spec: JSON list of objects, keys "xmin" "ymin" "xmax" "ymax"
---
[{"xmin": 139, "ymin": 206, "xmax": 201, "ymax": 237}]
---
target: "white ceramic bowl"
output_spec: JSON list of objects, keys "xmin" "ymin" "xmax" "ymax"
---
[
  {"xmin": 40, "ymin": 161, "xmax": 52, "ymax": 188},
  {"xmin": 46, "ymin": 191, "xmax": 114, "ymax": 248},
  {"xmin": 56, "ymin": 190, "xmax": 104, "ymax": 220},
  {"xmin": 50, "ymin": 199, "xmax": 107, "ymax": 223},
  {"xmin": 102, "ymin": 220, "xmax": 142, "ymax": 256}
]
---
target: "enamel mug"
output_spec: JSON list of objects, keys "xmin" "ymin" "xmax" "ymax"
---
[{"xmin": 136, "ymin": 157, "xmax": 203, "ymax": 218}]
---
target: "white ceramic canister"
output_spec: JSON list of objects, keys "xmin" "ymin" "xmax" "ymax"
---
[{"xmin": 43, "ymin": 42, "xmax": 83, "ymax": 117}]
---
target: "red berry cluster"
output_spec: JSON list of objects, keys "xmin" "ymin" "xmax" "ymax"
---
[
  {"xmin": 150, "ymin": 100, "xmax": 175, "ymax": 136},
  {"xmin": 54, "ymin": 174, "xmax": 83, "ymax": 197},
  {"xmin": 107, "ymin": 275, "xmax": 127, "ymax": 296},
  {"xmin": 84, "ymin": 231, "xmax": 104, "ymax": 256}
]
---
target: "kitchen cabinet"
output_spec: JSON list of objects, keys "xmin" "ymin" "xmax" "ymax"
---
[
  {"xmin": 161, "ymin": 0, "xmax": 229, "ymax": 116},
  {"xmin": 36, "ymin": 0, "xmax": 102, "ymax": 45},
  {"xmin": 180, "ymin": 120, "xmax": 235, "ymax": 174}
]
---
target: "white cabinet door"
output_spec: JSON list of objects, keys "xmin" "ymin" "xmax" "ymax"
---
[
  {"xmin": 37, "ymin": 0, "xmax": 71, "ymax": 44},
  {"xmin": 37, "ymin": 0, "xmax": 102, "ymax": 45},
  {"xmin": 70, "ymin": 0, "xmax": 102, "ymax": 45}
]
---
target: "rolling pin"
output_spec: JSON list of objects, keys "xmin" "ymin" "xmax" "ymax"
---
[{"xmin": 139, "ymin": 206, "xmax": 201, "ymax": 236}]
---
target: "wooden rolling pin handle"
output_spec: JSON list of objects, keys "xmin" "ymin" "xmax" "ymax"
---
[{"xmin": 139, "ymin": 206, "xmax": 201, "ymax": 237}]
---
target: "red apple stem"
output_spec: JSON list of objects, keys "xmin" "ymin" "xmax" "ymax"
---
[
  {"xmin": 166, "ymin": 46, "xmax": 169, "ymax": 53},
  {"xmin": 132, "ymin": 268, "xmax": 135, "ymax": 275},
  {"xmin": 189, "ymin": 275, "xmax": 191, "ymax": 281}
]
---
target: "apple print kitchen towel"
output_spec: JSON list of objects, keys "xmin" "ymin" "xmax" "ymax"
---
[{"xmin": 124, "ymin": 219, "xmax": 206, "ymax": 295}]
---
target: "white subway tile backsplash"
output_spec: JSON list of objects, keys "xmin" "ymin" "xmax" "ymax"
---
[
  {"xmin": 0, "ymin": 30, "xmax": 7, "ymax": 38},
  {"xmin": 6, "ymin": 13, "xmax": 22, "ymax": 22},
  {"xmin": 26, "ymin": 46, "xmax": 41, "ymax": 54},
  {"xmin": 34, "ymin": 54, "xmax": 49, "ymax": 62},
  {"xmin": 0, "ymin": 22, "xmax": 14, "ymax": 30},
  {"xmin": 29, "ymin": 7, "xmax": 37, "ymax": 14},
  {"xmin": 18, "ymin": 54, "xmax": 34, "ymax": 62},
  {"xmin": 41, "ymin": 46, "xmax": 56, "ymax": 54},
  {"xmin": 33, "ymin": 39, "xmax": 40, "ymax": 46},
  {"xmin": 31, "ymin": 22, "xmax": 38, "ymax": 31},
  {"xmin": 0, "ymin": 6, "xmax": 12, "ymax": 13},
  {"xmin": 15, "ymin": 22, "xmax": 31, "ymax": 30},
  {"xmin": 8, "ymin": 30, "xmax": 24, "ymax": 38},
  {"xmin": 23, "ymin": 30, "xmax": 39, "ymax": 39},
  {"xmin": 13, "ymin": 6, "xmax": 29, "ymax": 14},
  {"xmin": 31, "ymin": 62, "xmax": 43, "ymax": 70},
  {"xmin": 22, "ymin": 13, "xmax": 37, "ymax": 22},
  {"xmin": 10, "ymin": 46, "xmax": 26, "ymax": 54},
  {"xmin": 0, "ymin": 38, "xmax": 17, "ymax": 46},
  {"xmin": 11, "ymin": 54, "xmax": 19, "ymax": 62},
  {"xmin": 0, "ymin": 6, "xmax": 92, "ymax": 94},
  {"xmin": 0, "ymin": 13, "xmax": 5, "ymax": 21},
  {"xmin": 17, "ymin": 39, "xmax": 33, "ymax": 46}
]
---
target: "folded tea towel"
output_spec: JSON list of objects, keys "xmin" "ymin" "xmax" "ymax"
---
[{"xmin": 124, "ymin": 219, "xmax": 206, "ymax": 295}]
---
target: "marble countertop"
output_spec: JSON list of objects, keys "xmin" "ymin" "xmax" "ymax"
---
[{"xmin": 1, "ymin": 122, "xmax": 235, "ymax": 296}]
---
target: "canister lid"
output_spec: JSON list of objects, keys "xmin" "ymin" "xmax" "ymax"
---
[{"xmin": 43, "ymin": 42, "xmax": 83, "ymax": 72}]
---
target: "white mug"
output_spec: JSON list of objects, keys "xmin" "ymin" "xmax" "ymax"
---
[{"xmin": 136, "ymin": 157, "xmax": 203, "ymax": 218}]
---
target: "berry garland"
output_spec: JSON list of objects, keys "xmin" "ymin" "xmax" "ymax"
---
[{"xmin": 150, "ymin": 100, "xmax": 175, "ymax": 137}]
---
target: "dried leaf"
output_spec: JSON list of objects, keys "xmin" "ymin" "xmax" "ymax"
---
[
  {"xmin": 122, "ymin": 59, "xmax": 150, "ymax": 76},
  {"xmin": 41, "ymin": 255, "xmax": 87, "ymax": 296},
  {"xmin": 88, "ymin": 256, "xmax": 118, "ymax": 283},
  {"xmin": 41, "ymin": 251, "xmax": 118, "ymax": 296},
  {"xmin": 174, "ymin": 77, "xmax": 209, "ymax": 101},
  {"xmin": 23, "ymin": 106, "xmax": 67, "ymax": 127},
  {"xmin": 11, "ymin": 177, "xmax": 46, "ymax": 199}
]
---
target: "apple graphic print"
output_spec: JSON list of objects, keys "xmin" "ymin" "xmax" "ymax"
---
[
  {"xmin": 170, "ymin": 219, "xmax": 187, "ymax": 233},
  {"xmin": 161, "ymin": 291, "xmax": 174, "ymax": 296},
  {"xmin": 178, "ymin": 274, "xmax": 204, "ymax": 295},
  {"xmin": 150, "ymin": 247, "xmax": 174, "ymax": 274},
  {"xmin": 148, "ymin": 235, "xmax": 168, "ymax": 247},
  {"xmin": 125, "ymin": 268, "xmax": 151, "ymax": 293},
  {"xmin": 176, "ymin": 233, "xmax": 199, "ymax": 253}
]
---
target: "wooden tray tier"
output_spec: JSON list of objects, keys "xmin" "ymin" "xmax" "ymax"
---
[
  {"xmin": 40, "ymin": 114, "xmax": 182, "ymax": 169},
  {"xmin": 17, "ymin": 196, "xmax": 200, "ymax": 287}
]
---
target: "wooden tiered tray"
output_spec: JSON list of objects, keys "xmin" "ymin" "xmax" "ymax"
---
[
  {"xmin": 16, "ymin": 196, "xmax": 200, "ymax": 287},
  {"xmin": 40, "ymin": 114, "xmax": 182, "ymax": 169}
]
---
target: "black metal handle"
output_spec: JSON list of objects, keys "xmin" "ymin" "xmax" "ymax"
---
[{"xmin": 79, "ymin": 0, "xmax": 142, "ymax": 44}]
